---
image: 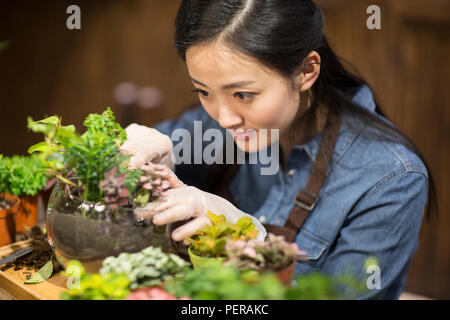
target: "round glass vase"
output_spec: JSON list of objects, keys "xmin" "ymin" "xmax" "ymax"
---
[{"xmin": 46, "ymin": 180, "xmax": 173, "ymax": 273}]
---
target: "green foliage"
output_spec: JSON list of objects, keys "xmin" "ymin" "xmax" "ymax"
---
[
  {"xmin": 27, "ymin": 108, "xmax": 134, "ymax": 202},
  {"xmin": 27, "ymin": 108, "xmax": 171, "ymax": 212},
  {"xmin": 82, "ymin": 108, "xmax": 126, "ymax": 144},
  {"xmin": 285, "ymin": 272, "xmax": 368, "ymax": 300},
  {"xmin": 164, "ymin": 265, "xmax": 367, "ymax": 300},
  {"xmin": 164, "ymin": 265, "xmax": 286, "ymax": 300},
  {"xmin": 61, "ymin": 260, "xmax": 130, "ymax": 300},
  {"xmin": 6, "ymin": 155, "xmax": 48, "ymax": 197},
  {"xmin": 0, "ymin": 154, "xmax": 48, "ymax": 198},
  {"xmin": 186, "ymin": 211, "xmax": 259, "ymax": 258},
  {"xmin": 64, "ymin": 108, "xmax": 128, "ymax": 202},
  {"xmin": 99, "ymin": 246, "xmax": 191, "ymax": 289},
  {"xmin": 27, "ymin": 115, "xmax": 78, "ymax": 171}
]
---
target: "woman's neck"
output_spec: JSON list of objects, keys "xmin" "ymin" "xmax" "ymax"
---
[{"xmin": 279, "ymin": 104, "xmax": 329, "ymax": 171}]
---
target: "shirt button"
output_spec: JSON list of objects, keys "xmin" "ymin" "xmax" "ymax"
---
[{"xmin": 287, "ymin": 169, "xmax": 295, "ymax": 176}]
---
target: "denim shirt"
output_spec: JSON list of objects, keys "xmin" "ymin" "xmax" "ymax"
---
[{"xmin": 154, "ymin": 85, "xmax": 429, "ymax": 299}]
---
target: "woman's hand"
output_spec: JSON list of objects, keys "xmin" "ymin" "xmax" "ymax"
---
[
  {"xmin": 135, "ymin": 181, "xmax": 267, "ymax": 242},
  {"xmin": 120, "ymin": 123, "xmax": 174, "ymax": 170}
]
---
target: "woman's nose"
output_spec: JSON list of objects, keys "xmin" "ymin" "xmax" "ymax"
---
[{"xmin": 217, "ymin": 104, "xmax": 243, "ymax": 129}]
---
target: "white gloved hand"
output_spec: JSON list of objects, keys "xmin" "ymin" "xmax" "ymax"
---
[
  {"xmin": 134, "ymin": 172, "xmax": 267, "ymax": 243},
  {"xmin": 120, "ymin": 123, "xmax": 174, "ymax": 171}
]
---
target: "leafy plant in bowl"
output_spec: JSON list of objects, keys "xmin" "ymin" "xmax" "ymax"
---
[
  {"xmin": 27, "ymin": 108, "xmax": 174, "ymax": 272},
  {"xmin": 185, "ymin": 211, "xmax": 259, "ymax": 269}
]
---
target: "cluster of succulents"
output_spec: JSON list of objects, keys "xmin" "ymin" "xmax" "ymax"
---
[
  {"xmin": 99, "ymin": 246, "xmax": 191, "ymax": 289},
  {"xmin": 133, "ymin": 162, "xmax": 173, "ymax": 207},
  {"xmin": 224, "ymin": 233, "xmax": 308, "ymax": 272},
  {"xmin": 99, "ymin": 166, "xmax": 130, "ymax": 210}
]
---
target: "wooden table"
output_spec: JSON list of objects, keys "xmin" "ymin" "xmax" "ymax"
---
[{"xmin": 0, "ymin": 240, "xmax": 68, "ymax": 300}]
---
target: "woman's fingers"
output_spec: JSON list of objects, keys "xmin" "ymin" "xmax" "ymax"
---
[
  {"xmin": 152, "ymin": 203, "xmax": 195, "ymax": 226},
  {"xmin": 170, "ymin": 215, "xmax": 211, "ymax": 242},
  {"xmin": 134, "ymin": 194, "xmax": 174, "ymax": 219},
  {"xmin": 133, "ymin": 189, "xmax": 183, "ymax": 220}
]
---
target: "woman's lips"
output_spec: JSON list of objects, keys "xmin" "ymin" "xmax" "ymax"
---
[{"xmin": 231, "ymin": 128, "xmax": 256, "ymax": 141}]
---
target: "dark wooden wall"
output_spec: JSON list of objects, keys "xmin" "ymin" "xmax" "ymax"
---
[
  {"xmin": 0, "ymin": 0, "xmax": 448, "ymax": 298},
  {"xmin": 0, "ymin": 0, "xmax": 197, "ymax": 157}
]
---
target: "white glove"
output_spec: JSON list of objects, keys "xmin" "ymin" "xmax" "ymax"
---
[
  {"xmin": 134, "ymin": 171, "xmax": 267, "ymax": 243},
  {"xmin": 120, "ymin": 123, "xmax": 174, "ymax": 171}
]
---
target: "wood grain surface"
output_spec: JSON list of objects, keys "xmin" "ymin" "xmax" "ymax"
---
[{"xmin": 0, "ymin": 240, "xmax": 67, "ymax": 300}]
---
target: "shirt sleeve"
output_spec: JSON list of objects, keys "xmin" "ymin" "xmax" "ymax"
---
[{"xmin": 319, "ymin": 169, "xmax": 429, "ymax": 299}]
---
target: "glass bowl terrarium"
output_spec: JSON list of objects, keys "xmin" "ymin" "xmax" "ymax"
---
[
  {"xmin": 47, "ymin": 179, "xmax": 172, "ymax": 273},
  {"xmin": 27, "ymin": 108, "xmax": 175, "ymax": 273}
]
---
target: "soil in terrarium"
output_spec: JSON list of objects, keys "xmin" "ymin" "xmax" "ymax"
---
[{"xmin": 47, "ymin": 208, "xmax": 173, "ymax": 263}]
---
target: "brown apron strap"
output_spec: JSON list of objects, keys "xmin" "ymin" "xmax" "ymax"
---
[{"xmin": 264, "ymin": 112, "xmax": 341, "ymax": 242}]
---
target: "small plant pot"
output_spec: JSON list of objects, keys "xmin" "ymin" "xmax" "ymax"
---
[
  {"xmin": 274, "ymin": 261, "xmax": 296, "ymax": 286},
  {"xmin": 16, "ymin": 195, "xmax": 39, "ymax": 233},
  {"xmin": 0, "ymin": 194, "xmax": 20, "ymax": 247},
  {"xmin": 188, "ymin": 245, "xmax": 225, "ymax": 269}
]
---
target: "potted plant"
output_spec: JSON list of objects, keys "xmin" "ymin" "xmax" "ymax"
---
[
  {"xmin": 27, "ymin": 108, "xmax": 175, "ymax": 272},
  {"xmin": 163, "ymin": 264, "xmax": 368, "ymax": 300},
  {"xmin": 0, "ymin": 155, "xmax": 20, "ymax": 246},
  {"xmin": 163, "ymin": 264, "xmax": 287, "ymax": 300},
  {"xmin": 3, "ymin": 154, "xmax": 48, "ymax": 233},
  {"xmin": 223, "ymin": 233, "xmax": 308, "ymax": 286},
  {"xmin": 62, "ymin": 246, "xmax": 191, "ymax": 300},
  {"xmin": 99, "ymin": 245, "xmax": 191, "ymax": 290},
  {"xmin": 185, "ymin": 211, "xmax": 259, "ymax": 269}
]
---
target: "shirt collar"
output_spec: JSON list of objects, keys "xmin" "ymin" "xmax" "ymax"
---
[{"xmin": 294, "ymin": 84, "xmax": 376, "ymax": 162}]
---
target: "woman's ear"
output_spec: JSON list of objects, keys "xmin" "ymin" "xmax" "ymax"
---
[{"xmin": 294, "ymin": 51, "xmax": 321, "ymax": 92}]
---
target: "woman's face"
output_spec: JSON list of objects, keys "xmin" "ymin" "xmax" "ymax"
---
[{"xmin": 185, "ymin": 40, "xmax": 304, "ymax": 153}]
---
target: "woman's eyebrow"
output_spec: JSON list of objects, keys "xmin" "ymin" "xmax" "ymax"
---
[{"xmin": 190, "ymin": 77, "xmax": 257, "ymax": 89}]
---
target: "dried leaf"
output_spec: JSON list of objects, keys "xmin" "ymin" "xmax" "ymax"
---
[{"xmin": 24, "ymin": 260, "xmax": 53, "ymax": 284}]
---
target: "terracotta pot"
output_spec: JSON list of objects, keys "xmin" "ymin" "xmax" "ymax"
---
[
  {"xmin": 16, "ymin": 195, "xmax": 39, "ymax": 233},
  {"xmin": 188, "ymin": 245, "xmax": 225, "ymax": 269},
  {"xmin": 0, "ymin": 194, "xmax": 20, "ymax": 246},
  {"xmin": 274, "ymin": 261, "xmax": 296, "ymax": 286}
]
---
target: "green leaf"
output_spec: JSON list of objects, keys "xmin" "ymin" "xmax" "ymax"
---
[
  {"xmin": 24, "ymin": 260, "xmax": 53, "ymax": 284},
  {"xmin": 28, "ymin": 142, "xmax": 50, "ymax": 154},
  {"xmin": 35, "ymin": 116, "xmax": 60, "ymax": 126},
  {"xmin": 56, "ymin": 175, "xmax": 77, "ymax": 187}
]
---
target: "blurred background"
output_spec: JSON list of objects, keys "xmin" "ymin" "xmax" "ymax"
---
[{"xmin": 0, "ymin": 0, "xmax": 448, "ymax": 299}]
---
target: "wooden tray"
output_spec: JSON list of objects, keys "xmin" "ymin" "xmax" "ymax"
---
[{"xmin": 0, "ymin": 240, "xmax": 68, "ymax": 300}]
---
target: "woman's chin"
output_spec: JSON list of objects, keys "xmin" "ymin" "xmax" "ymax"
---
[{"xmin": 234, "ymin": 138, "xmax": 270, "ymax": 154}]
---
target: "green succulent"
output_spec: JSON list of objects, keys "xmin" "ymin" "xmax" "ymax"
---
[{"xmin": 99, "ymin": 246, "xmax": 191, "ymax": 289}]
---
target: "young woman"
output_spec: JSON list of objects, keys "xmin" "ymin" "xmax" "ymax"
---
[{"xmin": 121, "ymin": 0, "xmax": 437, "ymax": 299}]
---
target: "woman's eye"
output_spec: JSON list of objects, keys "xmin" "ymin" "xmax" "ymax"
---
[
  {"xmin": 234, "ymin": 92, "xmax": 254, "ymax": 100},
  {"xmin": 191, "ymin": 89, "xmax": 209, "ymax": 97}
]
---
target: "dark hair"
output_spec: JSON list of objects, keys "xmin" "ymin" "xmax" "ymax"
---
[{"xmin": 173, "ymin": 0, "xmax": 438, "ymax": 221}]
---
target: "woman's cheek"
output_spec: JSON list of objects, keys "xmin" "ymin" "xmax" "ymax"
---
[{"xmin": 250, "ymin": 94, "xmax": 293, "ymax": 129}]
